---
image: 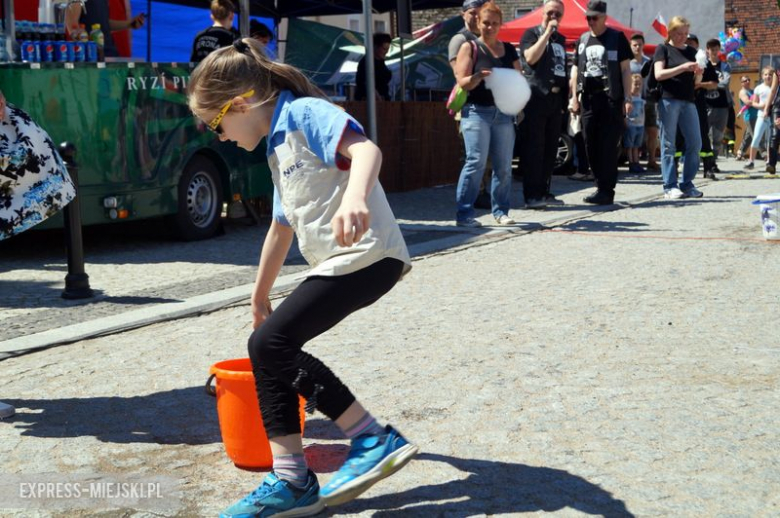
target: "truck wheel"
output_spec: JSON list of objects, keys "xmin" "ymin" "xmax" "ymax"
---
[
  {"xmin": 553, "ymin": 133, "xmax": 575, "ymax": 175},
  {"xmin": 172, "ymin": 156, "xmax": 223, "ymax": 241}
]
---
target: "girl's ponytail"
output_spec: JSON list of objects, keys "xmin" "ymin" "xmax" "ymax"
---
[{"xmin": 189, "ymin": 38, "xmax": 328, "ymax": 118}]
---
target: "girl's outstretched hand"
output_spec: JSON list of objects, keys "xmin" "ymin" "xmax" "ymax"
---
[
  {"xmin": 251, "ymin": 296, "xmax": 273, "ymax": 329},
  {"xmin": 332, "ymin": 196, "xmax": 371, "ymax": 247}
]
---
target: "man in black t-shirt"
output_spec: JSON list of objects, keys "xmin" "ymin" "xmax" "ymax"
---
[
  {"xmin": 684, "ymin": 34, "xmax": 718, "ymax": 177},
  {"xmin": 570, "ymin": 0, "xmax": 633, "ymax": 205},
  {"xmin": 517, "ymin": 0, "xmax": 569, "ymax": 209},
  {"xmin": 703, "ymin": 39, "xmax": 732, "ymax": 161},
  {"xmin": 191, "ymin": 0, "xmax": 238, "ymax": 63}
]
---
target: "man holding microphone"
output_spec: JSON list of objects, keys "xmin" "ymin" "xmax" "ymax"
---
[{"xmin": 517, "ymin": 0, "xmax": 569, "ymax": 209}]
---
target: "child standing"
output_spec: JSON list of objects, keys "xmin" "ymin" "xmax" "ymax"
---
[
  {"xmin": 624, "ymin": 74, "xmax": 646, "ymax": 173},
  {"xmin": 188, "ymin": 39, "xmax": 418, "ymax": 517},
  {"xmin": 744, "ymin": 67, "xmax": 774, "ymax": 171}
]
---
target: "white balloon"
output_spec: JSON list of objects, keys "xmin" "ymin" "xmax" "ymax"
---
[{"xmin": 483, "ymin": 68, "xmax": 532, "ymax": 116}]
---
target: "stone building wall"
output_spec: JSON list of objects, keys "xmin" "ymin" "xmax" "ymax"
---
[{"xmin": 413, "ymin": 0, "xmax": 541, "ymax": 32}]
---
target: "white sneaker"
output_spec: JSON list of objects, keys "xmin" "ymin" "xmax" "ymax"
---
[
  {"xmin": 495, "ymin": 214, "xmax": 516, "ymax": 225},
  {"xmin": 684, "ymin": 187, "xmax": 703, "ymax": 198},
  {"xmin": 456, "ymin": 218, "xmax": 482, "ymax": 228},
  {"xmin": 663, "ymin": 188, "xmax": 687, "ymax": 199}
]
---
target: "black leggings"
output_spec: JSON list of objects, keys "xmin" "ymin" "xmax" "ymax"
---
[{"xmin": 248, "ymin": 258, "xmax": 404, "ymax": 439}]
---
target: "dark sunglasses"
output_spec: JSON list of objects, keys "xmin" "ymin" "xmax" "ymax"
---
[
  {"xmin": 545, "ymin": 10, "xmax": 562, "ymax": 18},
  {"xmin": 741, "ymin": 78, "xmax": 750, "ymax": 82},
  {"xmin": 586, "ymin": 15, "xmax": 600, "ymax": 21}
]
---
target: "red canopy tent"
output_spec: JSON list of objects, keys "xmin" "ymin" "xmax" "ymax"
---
[{"xmin": 498, "ymin": 0, "xmax": 641, "ymax": 51}]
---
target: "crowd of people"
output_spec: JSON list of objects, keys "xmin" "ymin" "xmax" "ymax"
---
[{"xmin": 447, "ymin": 0, "xmax": 780, "ymax": 226}]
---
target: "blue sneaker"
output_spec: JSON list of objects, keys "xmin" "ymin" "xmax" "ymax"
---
[
  {"xmin": 319, "ymin": 425, "xmax": 419, "ymax": 507},
  {"xmin": 220, "ymin": 470, "xmax": 324, "ymax": 518}
]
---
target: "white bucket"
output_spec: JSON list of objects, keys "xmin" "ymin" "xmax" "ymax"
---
[{"xmin": 752, "ymin": 194, "xmax": 780, "ymax": 240}]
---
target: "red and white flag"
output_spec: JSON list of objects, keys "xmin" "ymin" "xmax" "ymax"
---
[{"xmin": 652, "ymin": 13, "xmax": 668, "ymax": 39}]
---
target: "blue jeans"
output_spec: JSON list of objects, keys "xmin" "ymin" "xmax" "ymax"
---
[
  {"xmin": 456, "ymin": 104, "xmax": 515, "ymax": 221},
  {"xmin": 752, "ymin": 115, "xmax": 772, "ymax": 149},
  {"xmin": 658, "ymin": 98, "xmax": 701, "ymax": 191}
]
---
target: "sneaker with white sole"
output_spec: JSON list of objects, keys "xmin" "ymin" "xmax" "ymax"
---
[
  {"xmin": 684, "ymin": 187, "xmax": 703, "ymax": 198},
  {"xmin": 524, "ymin": 198, "xmax": 547, "ymax": 209},
  {"xmin": 220, "ymin": 471, "xmax": 323, "ymax": 518},
  {"xmin": 319, "ymin": 425, "xmax": 419, "ymax": 507},
  {"xmin": 663, "ymin": 187, "xmax": 687, "ymax": 199},
  {"xmin": 495, "ymin": 214, "xmax": 516, "ymax": 225},
  {"xmin": 456, "ymin": 218, "xmax": 482, "ymax": 228}
]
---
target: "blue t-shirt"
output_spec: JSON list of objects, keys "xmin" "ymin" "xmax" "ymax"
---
[
  {"xmin": 628, "ymin": 96, "xmax": 645, "ymax": 127},
  {"xmin": 267, "ymin": 90, "xmax": 364, "ymax": 226}
]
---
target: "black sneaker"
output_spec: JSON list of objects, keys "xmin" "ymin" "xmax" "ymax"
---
[
  {"xmin": 524, "ymin": 198, "xmax": 547, "ymax": 209},
  {"xmin": 583, "ymin": 191, "xmax": 614, "ymax": 205},
  {"xmin": 543, "ymin": 194, "xmax": 565, "ymax": 206}
]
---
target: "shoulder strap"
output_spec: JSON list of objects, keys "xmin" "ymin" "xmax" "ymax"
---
[{"xmin": 469, "ymin": 40, "xmax": 478, "ymax": 74}]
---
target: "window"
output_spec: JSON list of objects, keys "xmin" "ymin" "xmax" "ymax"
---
[
  {"xmin": 348, "ymin": 16, "xmax": 360, "ymax": 32},
  {"xmin": 374, "ymin": 20, "xmax": 387, "ymax": 33},
  {"xmin": 514, "ymin": 8, "xmax": 532, "ymax": 19},
  {"xmin": 759, "ymin": 55, "xmax": 780, "ymax": 71}
]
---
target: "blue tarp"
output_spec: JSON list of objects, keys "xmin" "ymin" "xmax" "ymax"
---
[{"xmin": 129, "ymin": 0, "xmax": 275, "ymax": 62}]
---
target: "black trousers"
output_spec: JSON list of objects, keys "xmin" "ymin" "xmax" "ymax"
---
[
  {"xmin": 581, "ymin": 94, "xmax": 623, "ymax": 195},
  {"xmin": 518, "ymin": 92, "xmax": 563, "ymax": 200},
  {"xmin": 247, "ymin": 257, "xmax": 404, "ymax": 439},
  {"xmin": 696, "ymin": 98, "xmax": 714, "ymax": 157},
  {"xmin": 770, "ymin": 110, "xmax": 780, "ymax": 167},
  {"xmin": 677, "ymin": 99, "xmax": 715, "ymax": 167}
]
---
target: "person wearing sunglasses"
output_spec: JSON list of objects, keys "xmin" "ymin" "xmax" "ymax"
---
[
  {"xmin": 516, "ymin": 0, "xmax": 569, "ymax": 209},
  {"xmin": 737, "ymin": 76, "xmax": 758, "ymax": 161},
  {"xmin": 189, "ymin": 38, "xmax": 417, "ymax": 517},
  {"xmin": 570, "ymin": 0, "xmax": 634, "ymax": 205}
]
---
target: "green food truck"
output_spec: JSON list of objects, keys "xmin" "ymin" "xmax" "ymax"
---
[{"xmin": 0, "ymin": 60, "xmax": 272, "ymax": 240}]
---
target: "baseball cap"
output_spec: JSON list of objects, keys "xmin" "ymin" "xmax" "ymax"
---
[
  {"xmin": 585, "ymin": 0, "xmax": 607, "ymax": 16},
  {"xmin": 686, "ymin": 33, "xmax": 698, "ymax": 43}
]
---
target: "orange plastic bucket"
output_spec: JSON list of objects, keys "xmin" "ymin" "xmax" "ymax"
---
[{"xmin": 206, "ymin": 358, "xmax": 306, "ymax": 469}]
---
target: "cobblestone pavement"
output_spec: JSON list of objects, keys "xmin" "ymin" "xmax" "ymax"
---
[
  {"xmin": 1, "ymin": 162, "xmax": 778, "ymax": 517},
  {"xmin": 0, "ymin": 165, "xmax": 681, "ymax": 343}
]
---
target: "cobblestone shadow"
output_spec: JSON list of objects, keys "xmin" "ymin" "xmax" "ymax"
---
[
  {"xmin": 342, "ymin": 452, "xmax": 634, "ymax": 517},
  {"xmin": 2, "ymin": 387, "xmax": 220, "ymax": 445}
]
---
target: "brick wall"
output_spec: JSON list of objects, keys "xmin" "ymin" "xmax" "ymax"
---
[
  {"xmin": 413, "ymin": 0, "xmax": 541, "ymax": 32},
  {"xmin": 726, "ymin": 0, "xmax": 780, "ymax": 71}
]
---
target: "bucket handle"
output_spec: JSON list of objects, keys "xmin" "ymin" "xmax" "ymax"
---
[{"xmin": 205, "ymin": 373, "xmax": 217, "ymax": 397}]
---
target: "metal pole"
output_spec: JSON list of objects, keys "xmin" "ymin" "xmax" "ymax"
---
[
  {"xmin": 238, "ymin": 0, "xmax": 249, "ymax": 37},
  {"xmin": 146, "ymin": 0, "xmax": 151, "ymax": 62},
  {"xmin": 363, "ymin": 0, "xmax": 377, "ymax": 143},
  {"xmin": 399, "ymin": 38, "xmax": 405, "ymax": 102},
  {"xmin": 3, "ymin": 0, "xmax": 16, "ymax": 61},
  {"xmin": 59, "ymin": 142, "xmax": 94, "ymax": 300}
]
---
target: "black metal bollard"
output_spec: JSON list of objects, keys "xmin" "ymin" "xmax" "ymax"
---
[{"xmin": 59, "ymin": 142, "xmax": 94, "ymax": 300}]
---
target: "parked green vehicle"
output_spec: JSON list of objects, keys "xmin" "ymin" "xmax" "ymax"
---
[{"xmin": 0, "ymin": 61, "xmax": 272, "ymax": 240}]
